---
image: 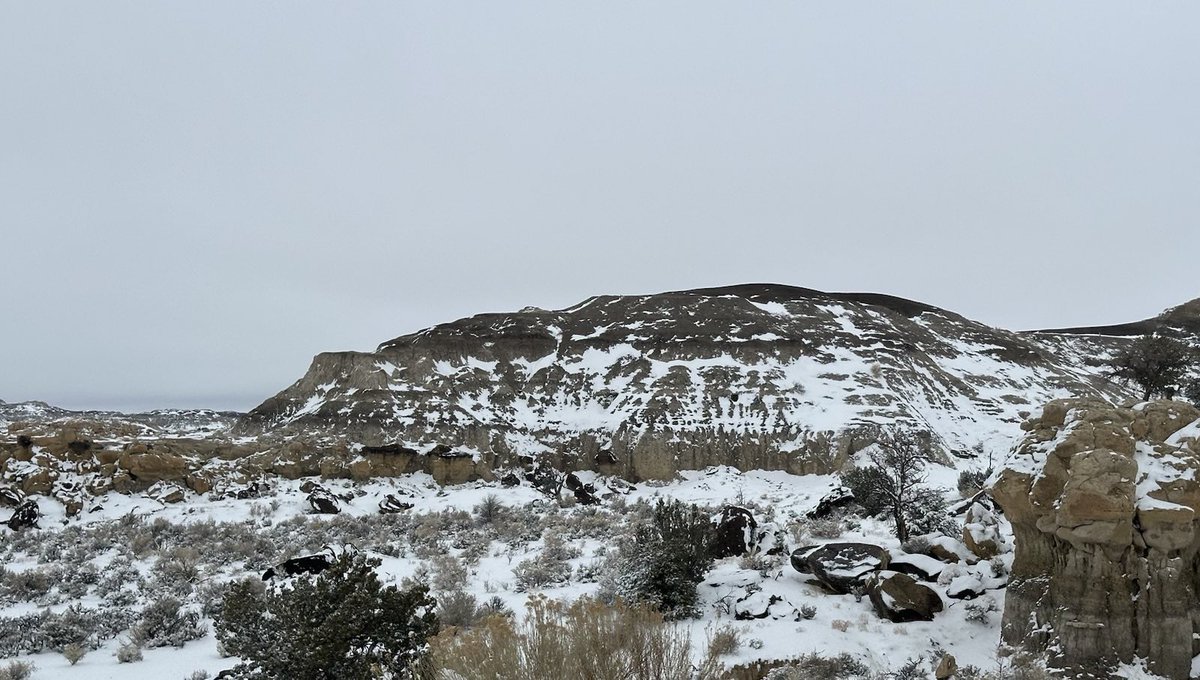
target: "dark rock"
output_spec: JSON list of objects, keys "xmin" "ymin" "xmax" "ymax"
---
[
  {"xmin": 733, "ymin": 591, "xmax": 784, "ymax": 620},
  {"xmin": 807, "ymin": 486, "xmax": 855, "ymax": 519},
  {"xmin": 263, "ymin": 548, "xmax": 336, "ymax": 580},
  {"xmin": 945, "ymin": 573, "xmax": 986, "ymax": 600},
  {"xmin": 306, "ymin": 487, "xmax": 341, "ymax": 514},
  {"xmin": 791, "ymin": 542, "xmax": 890, "ymax": 594},
  {"xmin": 5, "ymin": 499, "xmax": 39, "ymax": 531},
  {"xmin": 564, "ymin": 472, "xmax": 600, "ymax": 505},
  {"xmin": 379, "ymin": 494, "xmax": 414, "ymax": 514},
  {"xmin": 234, "ymin": 481, "xmax": 267, "ymax": 499},
  {"xmin": 867, "ymin": 572, "xmax": 944, "ymax": 622},
  {"xmin": 0, "ymin": 487, "xmax": 23, "ymax": 508},
  {"xmin": 594, "ymin": 449, "xmax": 618, "ymax": 466},
  {"xmin": 711, "ymin": 506, "xmax": 757, "ymax": 558},
  {"xmin": 500, "ymin": 472, "xmax": 522, "ymax": 487}
]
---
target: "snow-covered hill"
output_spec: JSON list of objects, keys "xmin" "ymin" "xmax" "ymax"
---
[{"xmin": 241, "ymin": 284, "xmax": 1183, "ymax": 479}]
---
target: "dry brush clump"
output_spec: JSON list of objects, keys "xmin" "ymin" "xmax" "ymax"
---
[{"xmin": 428, "ymin": 596, "xmax": 714, "ymax": 680}]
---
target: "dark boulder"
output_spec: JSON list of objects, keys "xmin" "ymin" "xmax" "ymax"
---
[
  {"xmin": 306, "ymin": 487, "xmax": 341, "ymax": 514},
  {"xmin": 500, "ymin": 472, "xmax": 522, "ymax": 487},
  {"xmin": 263, "ymin": 548, "xmax": 336, "ymax": 581},
  {"xmin": 791, "ymin": 542, "xmax": 890, "ymax": 594},
  {"xmin": 564, "ymin": 472, "xmax": 600, "ymax": 505},
  {"xmin": 711, "ymin": 506, "xmax": 758, "ymax": 558},
  {"xmin": 378, "ymin": 494, "xmax": 414, "ymax": 514},
  {"xmin": 234, "ymin": 481, "xmax": 267, "ymax": 499},
  {"xmin": 945, "ymin": 573, "xmax": 986, "ymax": 600},
  {"xmin": 5, "ymin": 499, "xmax": 39, "ymax": 531},
  {"xmin": 733, "ymin": 591, "xmax": 785, "ymax": 620},
  {"xmin": 807, "ymin": 486, "xmax": 855, "ymax": 519},
  {"xmin": 594, "ymin": 449, "xmax": 619, "ymax": 466},
  {"xmin": 867, "ymin": 572, "xmax": 944, "ymax": 622},
  {"xmin": 0, "ymin": 486, "xmax": 23, "ymax": 508}
]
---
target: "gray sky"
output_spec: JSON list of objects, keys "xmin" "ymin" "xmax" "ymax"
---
[{"xmin": 2, "ymin": 2, "xmax": 1198, "ymax": 412}]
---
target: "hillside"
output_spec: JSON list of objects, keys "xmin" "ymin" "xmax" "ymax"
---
[{"xmin": 239, "ymin": 284, "xmax": 1181, "ymax": 480}]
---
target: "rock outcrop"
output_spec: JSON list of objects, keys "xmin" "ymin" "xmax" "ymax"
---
[{"xmin": 993, "ymin": 398, "xmax": 1200, "ymax": 679}]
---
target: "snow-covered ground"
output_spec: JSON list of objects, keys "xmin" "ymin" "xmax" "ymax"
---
[{"xmin": 0, "ymin": 463, "xmax": 1028, "ymax": 679}]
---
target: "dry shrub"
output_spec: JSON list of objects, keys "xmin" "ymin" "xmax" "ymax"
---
[
  {"xmin": 429, "ymin": 596, "xmax": 711, "ymax": 680},
  {"xmin": 706, "ymin": 624, "xmax": 741, "ymax": 657},
  {"xmin": 830, "ymin": 619, "xmax": 851, "ymax": 632}
]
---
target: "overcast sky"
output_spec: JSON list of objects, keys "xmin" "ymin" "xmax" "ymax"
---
[{"xmin": 2, "ymin": 2, "xmax": 1197, "ymax": 412}]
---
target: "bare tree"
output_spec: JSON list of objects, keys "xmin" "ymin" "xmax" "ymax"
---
[
  {"xmin": 1109, "ymin": 334, "xmax": 1195, "ymax": 401},
  {"xmin": 860, "ymin": 430, "xmax": 935, "ymax": 543}
]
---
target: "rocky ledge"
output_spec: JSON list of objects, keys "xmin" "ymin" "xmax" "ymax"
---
[{"xmin": 993, "ymin": 398, "xmax": 1200, "ymax": 679}]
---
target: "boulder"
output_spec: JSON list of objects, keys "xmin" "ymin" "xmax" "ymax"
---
[
  {"xmin": 564, "ymin": 472, "xmax": 600, "ymax": 506},
  {"xmin": 867, "ymin": 571, "xmax": 943, "ymax": 622},
  {"xmin": 119, "ymin": 450, "xmax": 190, "ymax": 485},
  {"xmin": 961, "ymin": 502, "xmax": 1002, "ymax": 559},
  {"xmin": 147, "ymin": 482, "xmax": 186, "ymax": 504},
  {"xmin": 994, "ymin": 399, "xmax": 1200, "ymax": 680},
  {"xmin": 263, "ymin": 548, "xmax": 336, "ymax": 581},
  {"xmin": 807, "ymin": 485, "xmax": 855, "ymax": 519},
  {"xmin": 732, "ymin": 589, "xmax": 787, "ymax": 621},
  {"xmin": 888, "ymin": 552, "xmax": 946, "ymax": 582},
  {"xmin": 378, "ymin": 494, "xmax": 414, "ymax": 514},
  {"xmin": 945, "ymin": 573, "xmax": 985, "ymax": 600},
  {"xmin": 19, "ymin": 467, "xmax": 56, "ymax": 495},
  {"xmin": 306, "ymin": 487, "xmax": 341, "ymax": 514},
  {"xmin": 791, "ymin": 542, "xmax": 890, "ymax": 594},
  {"xmin": 53, "ymin": 480, "xmax": 86, "ymax": 516},
  {"xmin": 935, "ymin": 654, "xmax": 957, "ymax": 680},
  {"xmin": 5, "ymin": 499, "xmax": 38, "ymax": 531},
  {"xmin": 711, "ymin": 506, "xmax": 757, "ymax": 558},
  {"xmin": 185, "ymin": 473, "xmax": 213, "ymax": 495},
  {"xmin": 0, "ymin": 486, "xmax": 23, "ymax": 508}
]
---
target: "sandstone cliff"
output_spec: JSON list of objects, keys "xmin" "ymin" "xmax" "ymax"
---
[{"xmin": 993, "ymin": 399, "xmax": 1200, "ymax": 679}]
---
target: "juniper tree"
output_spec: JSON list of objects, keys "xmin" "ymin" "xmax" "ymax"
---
[
  {"xmin": 614, "ymin": 499, "xmax": 714, "ymax": 619},
  {"xmin": 1109, "ymin": 333, "xmax": 1195, "ymax": 401},
  {"xmin": 216, "ymin": 551, "xmax": 438, "ymax": 680}
]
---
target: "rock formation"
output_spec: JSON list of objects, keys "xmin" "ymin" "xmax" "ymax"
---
[
  {"xmin": 239, "ymin": 284, "xmax": 1154, "ymax": 480},
  {"xmin": 992, "ymin": 398, "xmax": 1200, "ymax": 679}
]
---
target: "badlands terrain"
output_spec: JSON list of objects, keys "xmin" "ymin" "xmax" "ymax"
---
[{"xmin": 1, "ymin": 284, "xmax": 1198, "ymax": 679}]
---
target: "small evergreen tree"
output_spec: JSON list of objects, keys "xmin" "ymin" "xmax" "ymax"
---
[
  {"xmin": 215, "ymin": 552, "xmax": 438, "ymax": 680},
  {"xmin": 615, "ymin": 499, "xmax": 714, "ymax": 619},
  {"xmin": 851, "ymin": 431, "xmax": 943, "ymax": 543},
  {"xmin": 1109, "ymin": 333, "xmax": 1195, "ymax": 401}
]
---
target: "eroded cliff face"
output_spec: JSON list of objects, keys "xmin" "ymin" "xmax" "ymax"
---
[
  {"xmin": 993, "ymin": 399, "xmax": 1200, "ymax": 679},
  {"xmin": 238, "ymin": 285, "xmax": 1135, "ymax": 478}
]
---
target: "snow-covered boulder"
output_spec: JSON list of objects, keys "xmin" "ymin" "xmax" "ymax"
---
[
  {"xmin": 711, "ymin": 506, "xmax": 757, "ymax": 558},
  {"xmin": 791, "ymin": 542, "xmax": 890, "ymax": 594}
]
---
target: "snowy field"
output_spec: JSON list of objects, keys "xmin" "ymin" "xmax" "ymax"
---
[{"xmin": 0, "ymin": 459, "xmax": 1047, "ymax": 680}]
